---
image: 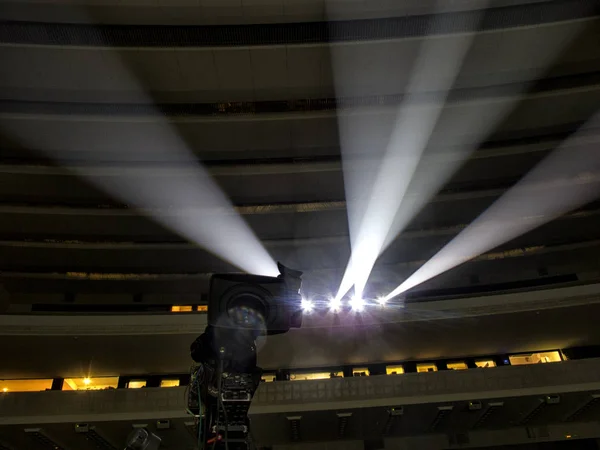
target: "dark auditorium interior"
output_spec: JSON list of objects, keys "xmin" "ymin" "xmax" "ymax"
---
[{"xmin": 1, "ymin": 0, "xmax": 600, "ymax": 449}]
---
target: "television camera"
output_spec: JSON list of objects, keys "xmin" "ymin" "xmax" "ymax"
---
[{"xmin": 188, "ymin": 263, "xmax": 303, "ymax": 449}]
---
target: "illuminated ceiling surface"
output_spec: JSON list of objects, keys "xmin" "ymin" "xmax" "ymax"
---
[
  {"xmin": 1, "ymin": 1, "xmax": 600, "ymax": 449},
  {"xmin": 0, "ymin": 0, "xmax": 599, "ymax": 376}
]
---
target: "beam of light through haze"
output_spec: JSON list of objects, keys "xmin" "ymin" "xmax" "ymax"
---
[
  {"xmin": 330, "ymin": 5, "xmax": 587, "ymax": 300},
  {"xmin": 379, "ymin": 13, "xmax": 592, "ymax": 253},
  {"xmin": 332, "ymin": 1, "xmax": 486, "ymax": 300},
  {"xmin": 0, "ymin": 21, "xmax": 278, "ymax": 276},
  {"xmin": 384, "ymin": 112, "xmax": 600, "ymax": 300}
]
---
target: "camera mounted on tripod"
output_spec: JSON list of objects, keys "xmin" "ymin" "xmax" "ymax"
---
[{"xmin": 189, "ymin": 263, "xmax": 303, "ymax": 449}]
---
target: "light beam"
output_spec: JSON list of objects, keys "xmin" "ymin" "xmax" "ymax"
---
[
  {"xmin": 0, "ymin": 21, "xmax": 278, "ymax": 276},
  {"xmin": 332, "ymin": 6, "xmax": 586, "ymax": 300},
  {"xmin": 333, "ymin": 0, "xmax": 486, "ymax": 300},
  {"xmin": 385, "ymin": 113, "xmax": 600, "ymax": 300}
]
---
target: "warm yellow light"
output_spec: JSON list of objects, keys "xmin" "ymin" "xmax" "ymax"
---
[
  {"xmin": 63, "ymin": 376, "xmax": 118, "ymax": 391},
  {"xmin": 0, "ymin": 379, "xmax": 52, "ymax": 392},
  {"xmin": 171, "ymin": 305, "xmax": 193, "ymax": 312},
  {"xmin": 447, "ymin": 362, "xmax": 468, "ymax": 370},
  {"xmin": 509, "ymin": 351, "xmax": 562, "ymax": 366},
  {"xmin": 417, "ymin": 363, "xmax": 438, "ymax": 373},
  {"xmin": 475, "ymin": 360, "xmax": 496, "ymax": 368},
  {"xmin": 289, "ymin": 371, "xmax": 343, "ymax": 381},
  {"xmin": 352, "ymin": 367, "xmax": 370, "ymax": 377},
  {"xmin": 386, "ymin": 365, "xmax": 404, "ymax": 375}
]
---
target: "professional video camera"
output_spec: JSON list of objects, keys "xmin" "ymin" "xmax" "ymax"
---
[{"xmin": 188, "ymin": 263, "xmax": 303, "ymax": 449}]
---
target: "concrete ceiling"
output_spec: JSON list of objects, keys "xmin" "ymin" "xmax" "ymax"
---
[
  {"xmin": 1, "ymin": 17, "xmax": 599, "ymax": 103},
  {"xmin": 0, "ymin": 0, "xmax": 600, "ymax": 379},
  {"xmin": 2, "ymin": 284, "xmax": 600, "ymax": 377},
  {"xmin": 0, "ymin": 0, "xmax": 586, "ymax": 25},
  {"xmin": 2, "ymin": 356, "xmax": 600, "ymax": 450}
]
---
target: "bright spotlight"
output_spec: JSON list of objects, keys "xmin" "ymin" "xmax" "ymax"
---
[
  {"xmin": 301, "ymin": 298, "xmax": 314, "ymax": 314},
  {"xmin": 376, "ymin": 297, "xmax": 387, "ymax": 307},
  {"xmin": 83, "ymin": 378, "xmax": 91, "ymax": 385},
  {"xmin": 349, "ymin": 296, "xmax": 365, "ymax": 313},
  {"xmin": 328, "ymin": 297, "xmax": 342, "ymax": 313}
]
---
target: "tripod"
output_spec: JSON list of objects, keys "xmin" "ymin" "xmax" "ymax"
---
[{"xmin": 190, "ymin": 325, "xmax": 263, "ymax": 450}]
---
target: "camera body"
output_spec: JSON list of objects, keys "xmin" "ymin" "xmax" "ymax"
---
[
  {"xmin": 191, "ymin": 263, "xmax": 303, "ymax": 449},
  {"xmin": 207, "ymin": 263, "xmax": 303, "ymax": 335}
]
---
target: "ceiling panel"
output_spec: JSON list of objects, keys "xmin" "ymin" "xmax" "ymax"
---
[
  {"xmin": 286, "ymin": 46, "xmax": 326, "ymax": 98},
  {"xmin": 159, "ymin": 0, "xmax": 197, "ymax": 5},
  {"xmin": 251, "ymin": 47, "xmax": 289, "ymax": 100},
  {"xmin": 0, "ymin": 189, "xmax": 489, "ymax": 241},
  {"xmin": 0, "ymin": 0, "xmax": 549, "ymax": 25},
  {"xmin": 179, "ymin": 117, "xmax": 294, "ymax": 153},
  {"xmin": 200, "ymin": 0, "xmax": 243, "ymax": 25},
  {"xmin": 1, "ymin": 214, "xmax": 599, "ymax": 275},
  {"xmin": 174, "ymin": 49, "xmax": 220, "ymax": 100},
  {"xmin": 288, "ymin": 113, "xmax": 338, "ymax": 150},
  {"xmin": 213, "ymin": 48, "xmax": 254, "ymax": 100},
  {"xmin": 282, "ymin": 0, "xmax": 326, "ymax": 21},
  {"xmin": 0, "ymin": 47, "xmax": 48, "ymax": 89},
  {"xmin": 2, "ymin": 303, "xmax": 600, "ymax": 377},
  {"xmin": 0, "ymin": 17, "xmax": 597, "ymax": 103},
  {"xmin": 2, "ymin": 85, "xmax": 594, "ymax": 160},
  {"xmin": 331, "ymin": 40, "xmax": 417, "ymax": 98},
  {"xmin": 125, "ymin": 49, "xmax": 184, "ymax": 91},
  {"xmin": 243, "ymin": 0, "xmax": 284, "ymax": 23}
]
